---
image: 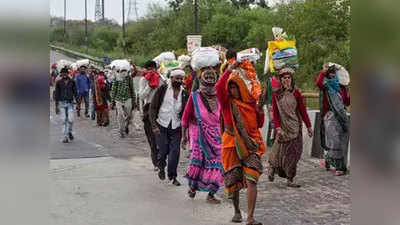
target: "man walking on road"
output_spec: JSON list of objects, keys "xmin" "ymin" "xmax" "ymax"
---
[
  {"xmin": 150, "ymin": 69, "xmax": 188, "ymax": 186},
  {"xmin": 55, "ymin": 67, "xmax": 78, "ymax": 143},
  {"xmin": 75, "ymin": 65, "xmax": 91, "ymax": 118},
  {"xmin": 111, "ymin": 61, "xmax": 136, "ymax": 138},
  {"xmin": 139, "ymin": 60, "xmax": 165, "ymax": 171}
]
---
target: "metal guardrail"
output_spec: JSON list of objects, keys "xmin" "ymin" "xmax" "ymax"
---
[{"xmin": 49, "ymin": 44, "xmax": 105, "ymax": 66}]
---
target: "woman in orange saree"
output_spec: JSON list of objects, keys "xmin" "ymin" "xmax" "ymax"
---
[{"xmin": 216, "ymin": 60, "xmax": 265, "ymax": 225}]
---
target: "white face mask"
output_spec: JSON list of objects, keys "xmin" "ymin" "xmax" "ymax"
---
[{"xmin": 120, "ymin": 71, "xmax": 128, "ymax": 77}]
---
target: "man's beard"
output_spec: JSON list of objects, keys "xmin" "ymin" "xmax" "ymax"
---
[{"xmin": 172, "ymin": 81, "xmax": 182, "ymax": 88}]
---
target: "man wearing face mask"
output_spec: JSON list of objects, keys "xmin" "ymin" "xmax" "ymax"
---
[
  {"xmin": 111, "ymin": 62, "xmax": 136, "ymax": 138},
  {"xmin": 150, "ymin": 69, "xmax": 189, "ymax": 186},
  {"xmin": 75, "ymin": 65, "xmax": 91, "ymax": 118},
  {"xmin": 55, "ymin": 67, "xmax": 78, "ymax": 143}
]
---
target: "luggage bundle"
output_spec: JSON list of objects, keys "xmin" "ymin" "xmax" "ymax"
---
[
  {"xmin": 177, "ymin": 55, "xmax": 191, "ymax": 68},
  {"xmin": 237, "ymin": 48, "xmax": 261, "ymax": 63},
  {"xmin": 153, "ymin": 52, "xmax": 176, "ymax": 67},
  {"xmin": 265, "ymin": 27, "xmax": 299, "ymax": 73},
  {"xmin": 190, "ymin": 47, "xmax": 220, "ymax": 71},
  {"xmin": 327, "ymin": 62, "xmax": 350, "ymax": 86}
]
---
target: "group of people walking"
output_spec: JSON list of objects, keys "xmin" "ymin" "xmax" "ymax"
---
[{"xmin": 51, "ymin": 49, "xmax": 350, "ymax": 225}]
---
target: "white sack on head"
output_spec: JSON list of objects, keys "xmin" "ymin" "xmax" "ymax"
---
[
  {"xmin": 153, "ymin": 52, "xmax": 176, "ymax": 66},
  {"xmin": 237, "ymin": 48, "xmax": 261, "ymax": 63},
  {"xmin": 76, "ymin": 59, "xmax": 90, "ymax": 68},
  {"xmin": 190, "ymin": 47, "xmax": 220, "ymax": 71},
  {"xmin": 56, "ymin": 60, "xmax": 73, "ymax": 72},
  {"xmin": 329, "ymin": 62, "xmax": 350, "ymax": 86},
  {"xmin": 178, "ymin": 55, "xmax": 191, "ymax": 68}
]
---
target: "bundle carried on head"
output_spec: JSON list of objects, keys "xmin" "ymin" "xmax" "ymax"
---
[
  {"xmin": 190, "ymin": 47, "xmax": 220, "ymax": 71},
  {"xmin": 236, "ymin": 48, "xmax": 261, "ymax": 63},
  {"xmin": 159, "ymin": 60, "xmax": 181, "ymax": 77},
  {"xmin": 266, "ymin": 27, "xmax": 299, "ymax": 73},
  {"xmin": 110, "ymin": 59, "xmax": 130, "ymax": 71},
  {"xmin": 56, "ymin": 60, "xmax": 74, "ymax": 72},
  {"xmin": 326, "ymin": 62, "xmax": 350, "ymax": 86},
  {"xmin": 153, "ymin": 51, "xmax": 176, "ymax": 67},
  {"xmin": 76, "ymin": 59, "xmax": 90, "ymax": 69},
  {"xmin": 177, "ymin": 55, "xmax": 191, "ymax": 68}
]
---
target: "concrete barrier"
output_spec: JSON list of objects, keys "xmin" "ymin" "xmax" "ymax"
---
[{"xmin": 49, "ymin": 45, "xmax": 105, "ymax": 66}]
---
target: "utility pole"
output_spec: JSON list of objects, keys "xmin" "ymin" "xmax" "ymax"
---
[
  {"xmin": 64, "ymin": 0, "xmax": 66, "ymax": 41},
  {"xmin": 194, "ymin": 0, "xmax": 199, "ymax": 34},
  {"xmin": 85, "ymin": 0, "xmax": 88, "ymax": 54},
  {"xmin": 122, "ymin": 0, "xmax": 126, "ymax": 56},
  {"xmin": 102, "ymin": 0, "xmax": 105, "ymax": 21}
]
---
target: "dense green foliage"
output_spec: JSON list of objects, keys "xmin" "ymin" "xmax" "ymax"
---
[{"xmin": 49, "ymin": 0, "xmax": 350, "ymax": 90}]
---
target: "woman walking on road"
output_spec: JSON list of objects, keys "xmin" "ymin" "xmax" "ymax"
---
[
  {"xmin": 316, "ymin": 65, "xmax": 350, "ymax": 176},
  {"xmin": 216, "ymin": 60, "xmax": 265, "ymax": 225},
  {"xmin": 181, "ymin": 67, "xmax": 224, "ymax": 204},
  {"xmin": 268, "ymin": 68, "xmax": 313, "ymax": 188}
]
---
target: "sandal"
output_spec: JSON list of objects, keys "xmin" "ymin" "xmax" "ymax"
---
[
  {"xmin": 287, "ymin": 181, "xmax": 301, "ymax": 188},
  {"xmin": 335, "ymin": 170, "xmax": 346, "ymax": 176},
  {"xmin": 188, "ymin": 189, "xmax": 196, "ymax": 199},
  {"xmin": 206, "ymin": 194, "xmax": 221, "ymax": 204},
  {"xmin": 319, "ymin": 159, "xmax": 331, "ymax": 171},
  {"xmin": 246, "ymin": 220, "xmax": 263, "ymax": 225},
  {"xmin": 267, "ymin": 167, "xmax": 275, "ymax": 182},
  {"xmin": 231, "ymin": 213, "xmax": 243, "ymax": 223}
]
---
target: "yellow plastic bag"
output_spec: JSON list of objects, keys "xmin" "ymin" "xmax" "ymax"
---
[{"xmin": 267, "ymin": 40, "xmax": 296, "ymax": 72}]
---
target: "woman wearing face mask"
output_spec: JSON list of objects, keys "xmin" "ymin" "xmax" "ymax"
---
[
  {"xmin": 181, "ymin": 67, "xmax": 224, "ymax": 204},
  {"xmin": 316, "ymin": 65, "xmax": 350, "ymax": 176},
  {"xmin": 268, "ymin": 68, "xmax": 313, "ymax": 187}
]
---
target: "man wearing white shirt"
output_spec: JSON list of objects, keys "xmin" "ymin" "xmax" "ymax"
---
[{"xmin": 149, "ymin": 69, "xmax": 188, "ymax": 186}]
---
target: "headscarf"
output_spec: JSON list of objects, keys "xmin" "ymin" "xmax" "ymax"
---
[
  {"xmin": 277, "ymin": 67, "xmax": 296, "ymax": 92},
  {"xmin": 325, "ymin": 75, "xmax": 340, "ymax": 94},
  {"xmin": 198, "ymin": 68, "xmax": 218, "ymax": 112},
  {"xmin": 199, "ymin": 68, "xmax": 217, "ymax": 96}
]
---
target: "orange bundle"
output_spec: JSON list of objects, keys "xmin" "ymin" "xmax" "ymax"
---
[{"xmin": 239, "ymin": 60, "xmax": 262, "ymax": 101}]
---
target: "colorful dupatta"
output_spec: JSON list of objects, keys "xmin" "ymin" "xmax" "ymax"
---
[{"xmin": 192, "ymin": 91, "xmax": 221, "ymax": 159}]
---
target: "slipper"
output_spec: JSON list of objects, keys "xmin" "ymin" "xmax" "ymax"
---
[
  {"xmin": 231, "ymin": 213, "xmax": 242, "ymax": 223},
  {"xmin": 319, "ymin": 159, "xmax": 331, "ymax": 171},
  {"xmin": 206, "ymin": 197, "xmax": 221, "ymax": 204},
  {"xmin": 335, "ymin": 171, "xmax": 346, "ymax": 176},
  {"xmin": 287, "ymin": 182, "xmax": 301, "ymax": 188},
  {"xmin": 246, "ymin": 220, "xmax": 263, "ymax": 225},
  {"xmin": 188, "ymin": 189, "xmax": 196, "ymax": 199}
]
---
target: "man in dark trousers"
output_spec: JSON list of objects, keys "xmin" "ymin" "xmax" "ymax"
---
[
  {"xmin": 55, "ymin": 67, "xmax": 78, "ymax": 143},
  {"xmin": 75, "ymin": 65, "xmax": 91, "ymax": 117},
  {"xmin": 150, "ymin": 69, "xmax": 188, "ymax": 186},
  {"xmin": 139, "ymin": 60, "xmax": 165, "ymax": 171}
]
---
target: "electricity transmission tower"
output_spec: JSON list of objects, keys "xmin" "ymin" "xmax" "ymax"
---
[
  {"xmin": 127, "ymin": 0, "xmax": 139, "ymax": 22},
  {"xmin": 95, "ymin": 0, "xmax": 105, "ymax": 21}
]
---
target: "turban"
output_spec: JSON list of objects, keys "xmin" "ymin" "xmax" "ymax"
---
[{"xmin": 170, "ymin": 69, "xmax": 185, "ymax": 77}]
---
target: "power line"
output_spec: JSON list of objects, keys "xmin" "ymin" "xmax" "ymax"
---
[{"xmin": 127, "ymin": 0, "xmax": 139, "ymax": 22}]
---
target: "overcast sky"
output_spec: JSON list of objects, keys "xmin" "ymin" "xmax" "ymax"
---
[{"xmin": 50, "ymin": 0, "xmax": 167, "ymax": 24}]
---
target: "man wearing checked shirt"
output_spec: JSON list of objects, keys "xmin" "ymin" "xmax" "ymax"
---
[{"xmin": 111, "ymin": 63, "xmax": 136, "ymax": 138}]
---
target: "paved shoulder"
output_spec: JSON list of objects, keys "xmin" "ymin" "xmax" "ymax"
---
[{"xmin": 51, "ymin": 156, "xmax": 235, "ymax": 225}]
